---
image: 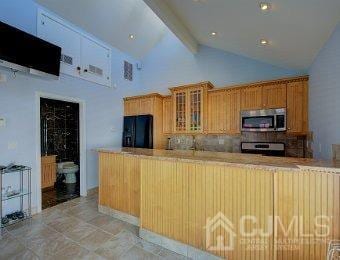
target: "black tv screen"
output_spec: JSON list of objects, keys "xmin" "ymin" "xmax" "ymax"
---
[{"xmin": 0, "ymin": 21, "xmax": 61, "ymax": 77}]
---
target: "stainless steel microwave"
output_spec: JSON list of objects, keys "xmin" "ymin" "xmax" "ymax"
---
[{"xmin": 241, "ymin": 108, "xmax": 286, "ymax": 132}]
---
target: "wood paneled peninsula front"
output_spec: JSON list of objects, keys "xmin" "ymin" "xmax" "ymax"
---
[{"xmin": 97, "ymin": 148, "xmax": 340, "ymax": 259}]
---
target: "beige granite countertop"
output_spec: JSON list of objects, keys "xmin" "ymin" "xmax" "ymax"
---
[{"xmin": 96, "ymin": 147, "xmax": 340, "ymax": 173}]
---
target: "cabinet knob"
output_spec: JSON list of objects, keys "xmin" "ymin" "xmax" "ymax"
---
[
  {"xmin": 77, "ymin": 67, "xmax": 81, "ymax": 71},
  {"xmin": 84, "ymin": 69, "xmax": 88, "ymax": 73}
]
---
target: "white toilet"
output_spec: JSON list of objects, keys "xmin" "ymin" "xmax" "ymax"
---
[{"xmin": 57, "ymin": 162, "xmax": 79, "ymax": 184}]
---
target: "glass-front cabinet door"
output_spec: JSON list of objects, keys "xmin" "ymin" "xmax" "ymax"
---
[
  {"xmin": 174, "ymin": 91, "xmax": 187, "ymax": 132},
  {"xmin": 189, "ymin": 89, "xmax": 202, "ymax": 132},
  {"xmin": 172, "ymin": 82, "xmax": 212, "ymax": 134}
]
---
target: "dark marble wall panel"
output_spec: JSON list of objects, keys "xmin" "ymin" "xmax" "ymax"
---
[{"xmin": 40, "ymin": 98, "xmax": 80, "ymax": 164}]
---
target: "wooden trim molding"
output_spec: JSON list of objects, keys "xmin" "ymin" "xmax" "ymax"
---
[
  {"xmin": 169, "ymin": 81, "xmax": 214, "ymax": 92},
  {"xmin": 209, "ymin": 75, "xmax": 309, "ymax": 93},
  {"xmin": 123, "ymin": 93, "xmax": 164, "ymax": 101}
]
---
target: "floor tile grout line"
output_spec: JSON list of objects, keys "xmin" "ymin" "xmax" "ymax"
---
[{"xmin": 3, "ymin": 193, "xmax": 187, "ymax": 259}]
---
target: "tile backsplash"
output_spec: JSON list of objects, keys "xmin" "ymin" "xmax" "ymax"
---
[
  {"xmin": 169, "ymin": 135, "xmax": 241, "ymax": 153},
  {"xmin": 168, "ymin": 132, "xmax": 309, "ymax": 158}
]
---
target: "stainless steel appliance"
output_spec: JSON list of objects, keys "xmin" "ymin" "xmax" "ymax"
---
[
  {"xmin": 241, "ymin": 142, "xmax": 285, "ymax": 157},
  {"xmin": 241, "ymin": 108, "xmax": 286, "ymax": 132},
  {"xmin": 122, "ymin": 115, "xmax": 153, "ymax": 149}
]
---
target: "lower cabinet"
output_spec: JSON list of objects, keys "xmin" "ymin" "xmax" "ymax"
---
[
  {"xmin": 98, "ymin": 153, "xmax": 140, "ymax": 217},
  {"xmin": 41, "ymin": 155, "xmax": 57, "ymax": 189}
]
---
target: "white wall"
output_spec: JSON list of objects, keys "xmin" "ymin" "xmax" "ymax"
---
[
  {"xmin": 141, "ymin": 32, "xmax": 305, "ymax": 94},
  {"xmin": 0, "ymin": 0, "xmax": 308, "ymax": 214},
  {"xmin": 0, "ymin": 0, "xmax": 143, "ymax": 213},
  {"xmin": 309, "ymin": 23, "xmax": 340, "ymax": 159}
]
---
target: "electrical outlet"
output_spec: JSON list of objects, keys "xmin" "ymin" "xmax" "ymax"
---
[
  {"xmin": 8, "ymin": 142, "xmax": 17, "ymax": 150},
  {"xmin": 177, "ymin": 139, "xmax": 181, "ymax": 144},
  {"xmin": 0, "ymin": 73, "xmax": 7, "ymax": 83},
  {"xmin": 218, "ymin": 139, "xmax": 225, "ymax": 145},
  {"xmin": 0, "ymin": 118, "xmax": 5, "ymax": 128}
]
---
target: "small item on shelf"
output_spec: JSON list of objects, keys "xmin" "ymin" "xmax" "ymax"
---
[
  {"xmin": 5, "ymin": 186, "xmax": 20, "ymax": 198},
  {"xmin": 15, "ymin": 211, "xmax": 25, "ymax": 219},
  {"xmin": 6, "ymin": 213, "xmax": 17, "ymax": 221},
  {"xmin": 6, "ymin": 190, "xmax": 20, "ymax": 198},
  {"xmin": 1, "ymin": 217, "xmax": 9, "ymax": 225}
]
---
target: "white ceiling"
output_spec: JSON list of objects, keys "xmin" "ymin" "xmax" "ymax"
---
[
  {"xmin": 35, "ymin": 0, "xmax": 167, "ymax": 59},
  {"xmin": 146, "ymin": 0, "xmax": 340, "ymax": 70}
]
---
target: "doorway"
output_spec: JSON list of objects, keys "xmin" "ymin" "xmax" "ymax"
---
[
  {"xmin": 36, "ymin": 92, "xmax": 86, "ymax": 213},
  {"xmin": 40, "ymin": 98, "xmax": 80, "ymax": 209}
]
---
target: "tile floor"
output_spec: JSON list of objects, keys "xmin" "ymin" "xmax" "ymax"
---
[
  {"xmin": 42, "ymin": 182, "xmax": 80, "ymax": 210},
  {"xmin": 0, "ymin": 191, "xmax": 187, "ymax": 259}
]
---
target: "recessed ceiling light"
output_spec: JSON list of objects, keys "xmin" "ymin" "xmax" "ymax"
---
[
  {"xmin": 259, "ymin": 2, "xmax": 271, "ymax": 11},
  {"xmin": 211, "ymin": 32, "xmax": 218, "ymax": 36},
  {"xmin": 129, "ymin": 34, "xmax": 135, "ymax": 40},
  {"xmin": 260, "ymin": 39, "xmax": 269, "ymax": 45}
]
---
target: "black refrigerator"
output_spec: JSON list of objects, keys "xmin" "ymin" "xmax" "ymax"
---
[{"xmin": 122, "ymin": 115, "xmax": 153, "ymax": 149}]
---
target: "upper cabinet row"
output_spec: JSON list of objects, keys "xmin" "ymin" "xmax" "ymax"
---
[
  {"xmin": 37, "ymin": 10, "xmax": 111, "ymax": 87},
  {"xmin": 123, "ymin": 77, "xmax": 309, "ymax": 139},
  {"xmin": 207, "ymin": 79, "xmax": 308, "ymax": 135}
]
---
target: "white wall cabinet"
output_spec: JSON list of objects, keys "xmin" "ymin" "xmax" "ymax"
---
[
  {"xmin": 81, "ymin": 37, "xmax": 111, "ymax": 86},
  {"xmin": 37, "ymin": 10, "xmax": 112, "ymax": 87}
]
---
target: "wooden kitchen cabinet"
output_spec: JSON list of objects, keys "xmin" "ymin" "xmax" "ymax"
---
[
  {"xmin": 287, "ymin": 81, "xmax": 308, "ymax": 135},
  {"xmin": 41, "ymin": 155, "xmax": 57, "ymax": 189},
  {"xmin": 124, "ymin": 95, "xmax": 156, "ymax": 116},
  {"xmin": 240, "ymin": 86, "xmax": 263, "ymax": 110},
  {"xmin": 124, "ymin": 98, "xmax": 140, "ymax": 116},
  {"xmin": 123, "ymin": 94, "xmax": 166, "ymax": 148},
  {"xmin": 262, "ymin": 83, "xmax": 287, "ymax": 109},
  {"xmin": 139, "ymin": 98, "xmax": 154, "ymax": 115},
  {"xmin": 171, "ymin": 82, "xmax": 212, "ymax": 134},
  {"xmin": 162, "ymin": 96, "xmax": 173, "ymax": 134},
  {"xmin": 124, "ymin": 76, "xmax": 309, "ymax": 138},
  {"xmin": 208, "ymin": 90, "xmax": 226, "ymax": 133},
  {"xmin": 226, "ymin": 88, "xmax": 241, "ymax": 134},
  {"xmin": 241, "ymin": 83, "xmax": 287, "ymax": 110},
  {"xmin": 173, "ymin": 90, "xmax": 187, "ymax": 133}
]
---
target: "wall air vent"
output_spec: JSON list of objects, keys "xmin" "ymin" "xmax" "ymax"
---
[
  {"xmin": 60, "ymin": 54, "xmax": 73, "ymax": 65},
  {"xmin": 124, "ymin": 61, "xmax": 133, "ymax": 81},
  {"xmin": 89, "ymin": 64, "xmax": 103, "ymax": 76}
]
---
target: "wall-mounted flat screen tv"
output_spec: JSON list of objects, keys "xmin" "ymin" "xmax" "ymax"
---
[{"xmin": 0, "ymin": 21, "xmax": 61, "ymax": 78}]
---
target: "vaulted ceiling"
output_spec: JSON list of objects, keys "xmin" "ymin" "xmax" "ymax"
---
[
  {"xmin": 144, "ymin": 0, "xmax": 340, "ymax": 70},
  {"xmin": 36, "ymin": 0, "xmax": 340, "ymax": 70},
  {"xmin": 35, "ymin": 0, "xmax": 168, "ymax": 59}
]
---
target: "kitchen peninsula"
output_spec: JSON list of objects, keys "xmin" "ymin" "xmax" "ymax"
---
[{"xmin": 97, "ymin": 147, "xmax": 340, "ymax": 259}]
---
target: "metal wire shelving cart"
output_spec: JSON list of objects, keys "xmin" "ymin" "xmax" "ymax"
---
[{"xmin": 0, "ymin": 165, "xmax": 32, "ymax": 232}]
